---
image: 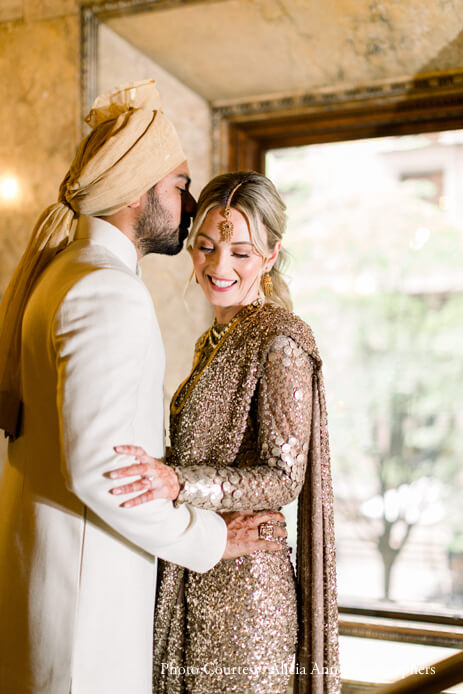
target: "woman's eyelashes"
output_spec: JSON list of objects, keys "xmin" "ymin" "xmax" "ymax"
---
[{"xmin": 197, "ymin": 245, "xmax": 250, "ymax": 258}]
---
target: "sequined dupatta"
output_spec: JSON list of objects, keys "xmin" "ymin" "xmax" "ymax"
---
[
  {"xmin": 295, "ymin": 368, "xmax": 340, "ymax": 693},
  {"xmin": 153, "ymin": 562, "xmax": 186, "ymax": 693}
]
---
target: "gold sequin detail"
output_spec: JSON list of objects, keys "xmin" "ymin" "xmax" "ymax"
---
[{"xmin": 154, "ymin": 304, "xmax": 340, "ymax": 694}]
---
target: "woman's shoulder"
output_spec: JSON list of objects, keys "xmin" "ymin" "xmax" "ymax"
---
[{"xmin": 252, "ymin": 304, "xmax": 322, "ymax": 364}]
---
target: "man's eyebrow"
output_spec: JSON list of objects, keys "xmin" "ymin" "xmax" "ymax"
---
[{"xmin": 177, "ymin": 174, "xmax": 191, "ymax": 188}]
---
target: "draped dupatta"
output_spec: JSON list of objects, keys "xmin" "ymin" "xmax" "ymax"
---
[{"xmin": 295, "ymin": 366, "xmax": 340, "ymax": 693}]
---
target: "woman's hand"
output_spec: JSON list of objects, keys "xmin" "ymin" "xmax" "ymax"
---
[{"xmin": 108, "ymin": 445, "xmax": 180, "ymax": 508}]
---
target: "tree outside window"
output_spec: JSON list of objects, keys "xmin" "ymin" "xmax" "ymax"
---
[{"xmin": 267, "ymin": 131, "xmax": 463, "ymax": 610}]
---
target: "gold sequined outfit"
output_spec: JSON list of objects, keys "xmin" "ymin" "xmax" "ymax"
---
[{"xmin": 153, "ymin": 303, "xmax": 340, "ymax": 694}]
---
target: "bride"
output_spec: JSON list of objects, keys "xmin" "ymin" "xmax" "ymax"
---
[{"xmin": 108, "ymin": 171, "xmax": 340, "ymax": 694}]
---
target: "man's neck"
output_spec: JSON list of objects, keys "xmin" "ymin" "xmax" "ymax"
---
[{"xmin": 98, "ymin": 213, "xmax": 140, "ymax": 260}]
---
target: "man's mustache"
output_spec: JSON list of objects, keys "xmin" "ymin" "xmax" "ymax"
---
[{"xmin": 179, "ymin": 212, "xmax": 193, "ymax": 241}]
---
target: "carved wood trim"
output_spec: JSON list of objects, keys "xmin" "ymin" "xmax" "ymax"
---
[{"xmin": 211, "ymin": 70, "xmax": 463, "ymax": 173}]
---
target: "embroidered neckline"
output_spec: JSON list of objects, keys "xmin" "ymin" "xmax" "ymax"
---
[{"xmin": 170, "ymin": 299, "xmax": 264, "ymax": 416}]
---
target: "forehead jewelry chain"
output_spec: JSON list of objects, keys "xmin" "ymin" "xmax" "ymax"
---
[{"xmin": 218, "ymin": 182, "xmax": 243, "ymax": 242}]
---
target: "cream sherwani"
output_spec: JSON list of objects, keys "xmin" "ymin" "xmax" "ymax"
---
[{"xmin": 0, "ymin": 217, "xmax": 227, "ymax": 694}]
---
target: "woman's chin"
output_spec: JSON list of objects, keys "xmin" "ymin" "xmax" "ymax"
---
[{"xmin": 204, "ymin": 286, "xmax": 239, "ymax": 306}]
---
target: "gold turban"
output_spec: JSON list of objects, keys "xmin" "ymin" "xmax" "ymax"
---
[{"xmin": 0, "ymin": 79, "xmax": 186, "ymax": 439}]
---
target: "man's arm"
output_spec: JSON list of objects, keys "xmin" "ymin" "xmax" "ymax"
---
[{"xmin": 53, "ymin": 267, "xmax": 227, "ymax": 572}]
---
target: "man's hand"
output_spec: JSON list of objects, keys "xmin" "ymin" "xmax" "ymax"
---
[{"xmin": 221, "ymin": 510, "xmax": 287, "ymax": 559}]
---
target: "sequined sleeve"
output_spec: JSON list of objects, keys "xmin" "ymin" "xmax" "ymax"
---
[{"xmin": 172, "ymin": 336, "xmax": 313, "ymax": 511}]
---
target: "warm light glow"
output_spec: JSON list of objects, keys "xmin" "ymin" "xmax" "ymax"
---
[{"xmin": 0, "ymin": 177, "xmax": 20, "ymax": 201}]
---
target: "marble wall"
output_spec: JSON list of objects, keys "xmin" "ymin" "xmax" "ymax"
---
[{"xmin": 0, "ymin": 2, "xmax": 81, "ymax": 465}]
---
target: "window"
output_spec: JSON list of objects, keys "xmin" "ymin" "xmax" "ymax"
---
[
  {"xmin": 266, "ymin": 132, "xmax": 463, "ymax": 617},
  {"xmin": 266, "ymin": 133, "xmax": 463, "ymax": 689}
]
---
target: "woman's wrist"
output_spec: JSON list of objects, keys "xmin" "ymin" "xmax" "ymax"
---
[{"xmin": 171, "ymin": 466, "xmax": 185, "ymax": 507}]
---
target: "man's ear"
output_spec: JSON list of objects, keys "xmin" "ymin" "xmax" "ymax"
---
[{"xmin": 127, "ymin": 193, "xmax": 145, "ymax": 209}]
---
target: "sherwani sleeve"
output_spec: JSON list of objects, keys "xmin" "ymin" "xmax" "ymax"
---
[
  {"xmin": 54, "ymin": 268, "xmax": 226, "ymax": 572},
  {"xmin": 172, "ymin": 335, "xmax": 313, "ymax": 511}
]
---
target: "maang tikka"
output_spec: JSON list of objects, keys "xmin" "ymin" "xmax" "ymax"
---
[{"xmin": 218, "ymin": 182, "xmax": 243, "ymax": 242}]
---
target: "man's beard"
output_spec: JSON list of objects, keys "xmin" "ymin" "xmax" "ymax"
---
[{"xmin": 135, "ymin": 186, "xmax": 188, "ymax": 257}]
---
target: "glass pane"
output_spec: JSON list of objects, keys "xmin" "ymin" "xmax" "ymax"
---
[{"xmin": 267, "ymin": 131, "xmax": 463, "ymax": 614}]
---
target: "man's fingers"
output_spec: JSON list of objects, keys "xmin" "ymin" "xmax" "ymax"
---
[{"xmin": 244, "ymin": 510, "xmax": 286, "ymax": 527}]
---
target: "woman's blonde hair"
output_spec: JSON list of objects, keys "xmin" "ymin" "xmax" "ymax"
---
[{"xmin": 187, "ymin": 171, "xmax": 292, "ymax": 311}]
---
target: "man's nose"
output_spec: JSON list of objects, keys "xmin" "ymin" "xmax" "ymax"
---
[{"xmin": 183, "ymin": 190, "xmax": 197, "ymax": 218}]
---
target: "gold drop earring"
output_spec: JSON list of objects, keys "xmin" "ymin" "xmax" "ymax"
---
[{"xmin": 262, "ymin": 271, "xmax": 273, "ymax": 297}]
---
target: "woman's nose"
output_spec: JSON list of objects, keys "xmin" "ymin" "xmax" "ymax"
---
[{"xmin": 209, "ymin": 249, "xmax": 232, "ymax": 276}]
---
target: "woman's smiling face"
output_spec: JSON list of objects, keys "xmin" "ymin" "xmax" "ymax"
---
[{"xmin": 190, "ymin": 207, "xmax": 266, "ymax": 322}]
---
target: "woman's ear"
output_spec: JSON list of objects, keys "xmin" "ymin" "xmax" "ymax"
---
[{"xmin": 264, "ymin": 241, "xmax": 282, "ymax": 272}]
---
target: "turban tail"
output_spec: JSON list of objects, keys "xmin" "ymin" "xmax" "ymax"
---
[{"xmin": 0, "ymin": 79, "xmax": 185, "ymax": 439}]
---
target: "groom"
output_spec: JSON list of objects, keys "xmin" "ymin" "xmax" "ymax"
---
[{"xmin": 0, "ymin": 81, "xmax": 285, "ymax": 694}]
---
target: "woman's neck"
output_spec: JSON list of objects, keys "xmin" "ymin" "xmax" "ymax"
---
[
  {"xmin": 213, "ymin": 305, "xmax": 242, "ymax": 326},
  {"xmin": 214, "ymin": 297, "xmax": 263, "ymax": 327}
]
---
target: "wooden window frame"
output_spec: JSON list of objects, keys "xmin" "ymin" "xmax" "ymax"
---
[{"xmin": 211, "ymin": 70, "xmax": 463, "ymax": 174}]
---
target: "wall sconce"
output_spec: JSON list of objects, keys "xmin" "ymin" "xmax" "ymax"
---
[{"xmin": 0, "ymin": 176, "xmax": 20, "ymax": 202}]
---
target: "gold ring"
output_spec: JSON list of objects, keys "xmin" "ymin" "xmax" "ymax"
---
[{"xmin": 258, "ymin": 522, "xmax": 275, "ymax": 541}]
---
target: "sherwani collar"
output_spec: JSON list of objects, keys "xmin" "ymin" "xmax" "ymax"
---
[{"xmin": 75, "ymin": 216, "xmax": 141, "ymax": 277}]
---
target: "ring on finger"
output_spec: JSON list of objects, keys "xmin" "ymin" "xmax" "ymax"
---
[{"xmin": 258, "ymin": 522, "xmax": 275, "ymax": 541}]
